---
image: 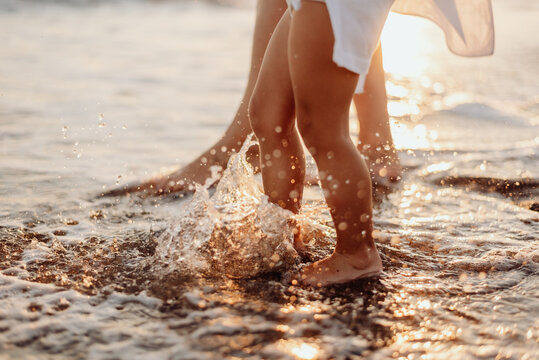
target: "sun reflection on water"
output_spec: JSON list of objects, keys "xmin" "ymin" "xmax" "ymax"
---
[
  {"xmin": 280, "ymin": 302, "xmax": 324, "ymax": 314},
  {"xmin": 392, "ymin": 123, "xmax": 440, "ymax": 150},
  {"xmin": 291, "ymin": 343, "xmax": 319, "ymax": 360},
  {"xmin": 379, "ymin": 13, "xmax": 452, "ymax": 151},
  {"xmin": 277, "ymin": 340, "xmax": 320, "ymax": 360}
]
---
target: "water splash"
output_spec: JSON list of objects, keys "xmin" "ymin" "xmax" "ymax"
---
[{"xmin": 155, "ymin": 136, "xmax": 303, "ymax": 279}]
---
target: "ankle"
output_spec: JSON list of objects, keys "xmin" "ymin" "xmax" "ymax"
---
[
  {"xmin": 358, "ymin": 143, "xmax": 399, "ymax": 164},
  {"xmin": 335, "ymin": 239, "xmax": 377, "ymax": 257},
  {"xmin": 334, "ymin": 244, "xmax": 382, "ymax": 267}
]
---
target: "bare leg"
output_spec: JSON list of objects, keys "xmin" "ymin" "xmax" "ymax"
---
[
  {"xmin": 353, "ymin": 45, "xmax": 402, "ymax": 186},
  {"xmin": 103, "ymin": 1, "xmax": 399, "ymax": 198},
  {"xmin": 105, "ymin": 0, "xmax": 287, "ymax": 196},
  {"xmin": 249, "ymin": 13, "xmax": 304, "ymax": 214},
  {"xmin": 290, "ymin": 3, "xmax": 382, "ymax": 286},
  {"xmin": 251, "ymin": 3, "xmax": 382, "ymax": 286}
]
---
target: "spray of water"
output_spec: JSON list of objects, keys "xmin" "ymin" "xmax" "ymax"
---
[{"xmin": 154, "ymin": 136, "xmax": 337, "ymax": 279}]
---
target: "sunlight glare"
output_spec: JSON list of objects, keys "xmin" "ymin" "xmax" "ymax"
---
[
  {"xmin": 291, "ymin": 343, "xmax": 319, "ymax": 360},
  {"xmin": 381, "ymin": 13, "xmax": 435, "ymax": 77},
  {"xmin": 391, "ymin": 122, "xmax": 440, "ymax": 150}
]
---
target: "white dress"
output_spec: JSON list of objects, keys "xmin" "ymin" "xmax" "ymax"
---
[{"xmin": 287, "ymin": 0, "xmax": 495, "ymax": 93}]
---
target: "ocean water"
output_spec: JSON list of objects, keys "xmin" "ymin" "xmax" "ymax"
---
[{"xmin": 0, "ymin": 0, "xmax": 538, "ymax": 359}]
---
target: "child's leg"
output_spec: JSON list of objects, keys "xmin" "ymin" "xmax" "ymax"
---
[
  {"xmin": 249, "ymin": 12, "xmax": 305, "ymax": 214},
  {"xmin": 289, "ymin": 1, "xmax": 382, "ymax": 286},
  {"xmin": 353, "ymin": 45, "xmax": 401, "ymax": 185}
]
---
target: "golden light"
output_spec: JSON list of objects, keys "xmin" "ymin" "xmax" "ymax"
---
[
  {"xmin": 381, "ymin": 13, "xmax": 442, "ymax": 78},
  {"xmin": 423, "ymin": 161, "xmax": 454, "ymax": 175},
  {"xmin": 387, "ymin": 100, "xmax": 420, "ymax": 118},
  {"xmin": 275, "ymin": 339, "xmax": 321, "ymax": 360},
  {"xmin": 391, "ymin": 122, "xmax": 440, "ymax": 150},
  {"xmin": 290, "ymin": 343, "xmax": 320, "ymax": 360},
  {"xmin": 280, "ymin": 303, "xmax": 324, "ymax": 314},
  {"xmin": 297, "ymin": 304, "xmax": 322, "ymax": 313},
  {"xmin": 417, "ymin": 300, "xmax": 432, "ymax": 310}
]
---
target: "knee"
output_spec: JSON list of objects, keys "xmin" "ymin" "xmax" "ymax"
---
[
  {"xmin": 248, "ymin": 90, "xmax": 294, "ymax": 143},
  {"xmin": 297, "ymin": 114, "xmax": 347, "ymax": 162},
  {"xmin": 297, "ymin": 115, "xmax": 329, "ymax": 155},
  {"xmin": 248, "ymin": 91, "xmax": 267, "ymax": 140}
]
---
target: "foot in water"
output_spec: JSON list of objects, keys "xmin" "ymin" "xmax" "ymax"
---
[
  {"xmin": 102, "ymin": 145, "xmax": 260, "ymax": 197},
  {"xmin": 298, "ymin": 247, "xmax": 383, "ymax": 287},
  {"xmin": 102, "ymin": 141, "xmax": 401, "ymax": 197},
  {"xmin": 102, "ymin": 152, "xmax": 223, "ymax": 197}
]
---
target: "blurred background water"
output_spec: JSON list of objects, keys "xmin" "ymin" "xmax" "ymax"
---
[{"xmin": 0, "ymin": 0, "xmax": 537, "ymax": 359}]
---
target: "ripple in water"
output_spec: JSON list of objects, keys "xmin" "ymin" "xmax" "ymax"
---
[{"xmin": 2, "ymin": 134, "xmax": 538, "ymax": 359}]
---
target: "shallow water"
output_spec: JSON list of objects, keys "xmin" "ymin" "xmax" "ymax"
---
[{"xmin": 0, "ymin": 0, "xmax": 538, "ymax": 359}]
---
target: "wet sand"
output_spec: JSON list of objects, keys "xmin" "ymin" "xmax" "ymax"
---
[{"xmin": 0, "ymin": 0, "xmax": 538, "ymax": 359}]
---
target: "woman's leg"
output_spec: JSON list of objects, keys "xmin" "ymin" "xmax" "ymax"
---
[
  {"xmin": 249, "ymin": 12, "xmax": 305, "ymax": 214},
  {"xmin": 288, "ymin": 2, "xmax": 382, "ymax": 286},
  {"xmin": 107, "ymin": 0, "xmax": 287, "ymax": 196},
  {"xmin": 353, "ymin": 44, "xmax": 401, "ymax": 186},
  {"xmin": 104, "ymin": 1, "xmax": 399, "ymax": 198}
]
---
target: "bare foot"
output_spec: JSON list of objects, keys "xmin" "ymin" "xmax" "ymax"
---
[
  {"xmin": 102, "ymin": 145, "xmax": 260, "ymax": 197},
  {"xmin": 359, "ymin": 144, "xmax": 402, "ymax": 188},
  {"xmin": 290, "ymin": 220, "xmax": 309, "ymax": 258},
  {"xmin": 298, "ymin": 247, "xmax": 383, "ymax": 287},
  {"xmin": 102, "ymin": 151, "xmax": 226, "ymax": 197}
]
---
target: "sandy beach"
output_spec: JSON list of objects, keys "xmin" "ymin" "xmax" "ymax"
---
[{"xmin": 0, "ymin": 0, "xmax": 537, "ymax": 358}]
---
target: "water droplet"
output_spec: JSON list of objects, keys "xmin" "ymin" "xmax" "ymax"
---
[
  {"xmin": 98, "ymin": 113, "xmax": 106, "ymax": 127},
  {"xmin": 337, "ymin": 222, "xmax": 348, "ymax": 231},
  {"xmin": 275, "ymin": 126, "xmax": 282, "ymax": 133}
]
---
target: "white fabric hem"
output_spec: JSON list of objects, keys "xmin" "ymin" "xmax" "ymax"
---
[{"xmin": 331, "ymin": 49, "xmax": 370, "ymax": 93}]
